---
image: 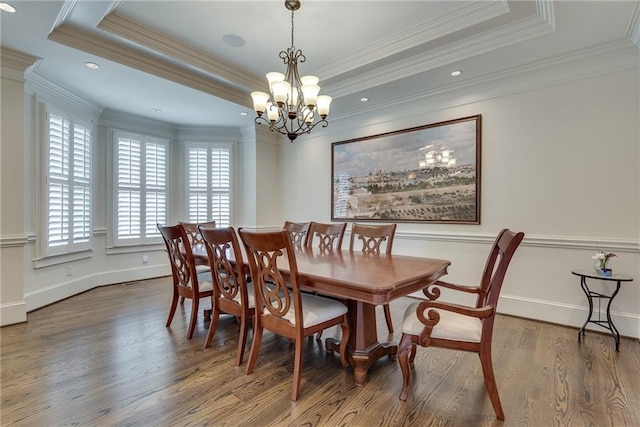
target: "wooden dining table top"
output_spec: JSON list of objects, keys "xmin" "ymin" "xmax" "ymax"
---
[{"xmin": 192, "ymin": 246, "xmax": 451, "ymax": 305}]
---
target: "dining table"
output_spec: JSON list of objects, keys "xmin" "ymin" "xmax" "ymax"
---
[{"xmin": 192, "ymin": 244, "xmax": 450, "ymax": 386}]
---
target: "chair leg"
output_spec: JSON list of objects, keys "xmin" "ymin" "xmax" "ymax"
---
[
  {"xmin": 409, "ymin": 344, "xmax": 417, "ymax": 363},
  {"xmin": 246, "ymin": 321, "xmax": 263, "ymax": 375},
  {"xmin": 398, "ymin": 333, "xmax": 414, "ymax": 401},
  {"xmin": 235, "ymin": 313, "xmax": 250, "ymax": 366},
  {"xmin": 203, "ymin": 304, "xmax": 220, "ymax": 348},
  {"xmin": 291, "ymin": 336, "xmax": 304, "ymax": 401},
  {"xmin": 166, "ymin": 293, "xmax": 179, "ymax": 327},
  {"xmin": 187, "ymin": 297, "xmax": 199, "ymax": 339},
  {"xmin": 479, "ymin": 350, "xmax": 505, "ymax": 420},
  {"xmin": 383, "ymin": 303, "xmax": 394, "ymax": 333}
]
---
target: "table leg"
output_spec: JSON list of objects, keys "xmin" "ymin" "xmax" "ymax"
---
[
  {"xmin": 326, "ymin": 299, "xmax": 397, "ymax": 386},
  {"xmin": 578, "ymin": 277, "xmax": 593, "ymax": 343},
  {"xmin": 606, "ymin": 281, "xmax": 622, "ymax": 352}
]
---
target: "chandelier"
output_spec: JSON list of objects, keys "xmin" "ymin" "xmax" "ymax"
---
[{"xmin": 250, "ymin": 0, "xmax": 332, "ymax": 142}]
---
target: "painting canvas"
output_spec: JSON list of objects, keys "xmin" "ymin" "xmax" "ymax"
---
[{"xmin": 331, "ymin": 115, "xmax": 481, "ymax": 224}]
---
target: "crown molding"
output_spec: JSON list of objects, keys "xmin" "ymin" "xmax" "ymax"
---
[
  {"xmin": 47, "ymin": 22, "xmax": 251, "ymax": 108},
  {"xmin": 97, "ymin": 11, "xmax": 263, "ymax": 92},
  {"xmin": 627, "ymin": 0, "xmax": 640, "ymax": 47},
  {"xmin": 26, "ymin": 72, "xmax": 103, "ymax": 118},
  {"xmin": 325, "ymin": 2, "xmax": 555, "ymax": 98},
  {"xmin": 99, "ymin": 109, "xmax": 179, "ymax": 136},
  {"xmin": 310, "ymin": 0, "xmax": 510, "ymax": 79},
  {"xmin": 0, "ymin": 46, "xmax": 40, "ymax": 76}
]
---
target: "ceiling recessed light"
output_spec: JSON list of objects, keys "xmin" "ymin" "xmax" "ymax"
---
[
  {"xmin": 450, "ymin": 70, "xmax": 462, "ymax": 77},
  {"xmin": 85, "ymin": 62, "xmax": 100, "ymax": 69},
  {"xmin": 222, "ymin": 34, "xmax": 245, "ymax": 48},
  {"xmin": 0, "ymin": 2, "xmax": 16, "ymax": 13},
  {"xmin": 240, "ymin": 112, "xmax": 248, "ymax": 116},
  {"xmin": 360, "ymin": 97, "xmax": 369, "ymax": 102}
]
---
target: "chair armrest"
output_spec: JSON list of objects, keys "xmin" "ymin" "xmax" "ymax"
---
[
  {"xmin": 416, "ymin": 300, "xmax": 494, "ymax": 321},
  {"xmin": 423, "ymin": 280, "xmax": 481, "ymax": 300},
  {"xmin": 413, "ymin": 300, "xmax": 495, "ymax": 345}
]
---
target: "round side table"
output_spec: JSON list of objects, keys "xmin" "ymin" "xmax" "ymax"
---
[{"xmin": 571, "ymin": 270, "xmax": 633, "ymax": 352}]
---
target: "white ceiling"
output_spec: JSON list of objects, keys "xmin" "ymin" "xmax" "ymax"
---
[{"xmin": 1, "ymin": 1, "xmax": 639, "ymax": 128}]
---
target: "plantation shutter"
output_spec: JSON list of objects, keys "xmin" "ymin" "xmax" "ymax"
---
[
  {"xmin": 186, "ymin": 144, "xmax": 231, "ymax": 227},
  {"xmin": 115, "ymin": 132, "xmax": 167, "ymax": 244},
  {"xmin": 210, "ymin": 147, "xmax": 230, "ymax": 227},
  {"xmin": 46, "ymin": 110, "xmax": 92, "ymax": 255}
]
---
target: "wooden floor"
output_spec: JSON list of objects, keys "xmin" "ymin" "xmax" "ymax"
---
[{"xmin": 1, "ymin": 277, "xmax": 639, "ymax": 426}]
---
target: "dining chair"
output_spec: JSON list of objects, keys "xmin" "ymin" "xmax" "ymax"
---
[
  {"xmin": 177, "ymin": 221, "xmax": 216, "ymax": 317},
  {"xmin": 282, "ymin": 221, "xmax": 311, "ymax": 247},
  {"xmin": 238, "ymin": 228, "xmax": 350, "ymax": 401},
  {"xmin": 157, "ymin": 224, "xmax": 214, "ymax": 339},
  {"xmin": 306, "ymin": 221, "xmax": 347, "ymax": 251},
  {"xmin": 397, "ymin": 228, "xmax": 525, "ymax": 421},
  {"xmin": 198, "ymin": 226, "xmax": 255, "ymax": 365},
  {"xmin": 178, "ymin": 221, "xmax": 216, "ymax": 250},
  {"xmin": 349, "ymin": 222, "xmax": 398, "ymax": 334}
]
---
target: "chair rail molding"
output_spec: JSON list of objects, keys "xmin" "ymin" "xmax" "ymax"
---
[{"xmin": 394, "ymin": 231, "xmax": 640, "ymax": 253}]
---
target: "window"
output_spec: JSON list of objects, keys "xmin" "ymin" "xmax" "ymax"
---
[
  {"xmin": 114, "ymin": 131, "xmax": 168, "ymax": 245},
  {"xmin": 44, "ymin": 109, "xmax": 92, "ymax": 256},
  {"xmin": 186, "ymin": 143, "xmax": 232, "ymax": 227}
]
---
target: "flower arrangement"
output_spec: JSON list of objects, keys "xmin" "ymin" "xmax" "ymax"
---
[{"xmin": 592, "ymin": 251, "xmax": 616, "ymax": 273}]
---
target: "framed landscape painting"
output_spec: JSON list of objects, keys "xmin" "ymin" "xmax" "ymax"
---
[{"xmin": 331, "ymin": 115, "xmax": 481, "ymax": 224}]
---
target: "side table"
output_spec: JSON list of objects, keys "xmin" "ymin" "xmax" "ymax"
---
[{"xmin": 571, "ymin": 270, "xmax": 633, "ymax": 352}]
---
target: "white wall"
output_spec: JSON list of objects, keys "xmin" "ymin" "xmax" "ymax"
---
[{"xmin": 279, "ymin": 69, "xmax": 640, "ymax": 338}]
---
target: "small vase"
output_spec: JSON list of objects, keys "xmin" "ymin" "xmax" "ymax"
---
[{"xmin": 600, "ymin": 268, "xmax": 613, "ymax": 277}]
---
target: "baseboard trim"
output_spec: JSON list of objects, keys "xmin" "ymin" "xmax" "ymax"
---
[
  {"xmin": 24, "ymin": 265, "xmax": 170, "ymax": 313},
  {"xmin": 0, "ymin": 300, "xmax": 27, "ymax": 326},
  {"xmin": 498, "ymin": 294, "xmax": 639, "ymax": 339}
]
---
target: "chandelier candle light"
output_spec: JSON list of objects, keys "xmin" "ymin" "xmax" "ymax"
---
[{"xmin": 251, "ymin": 0, "xmax": 332, "ymax": 142}]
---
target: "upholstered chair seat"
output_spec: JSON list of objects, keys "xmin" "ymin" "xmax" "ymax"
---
[
  {"xmin": 402, "ymin": 302, "xmax": 482, "ymax": 342},
  {"xmin": 275, "ymin": 292, "xmax": 348, "ymax": 327}
]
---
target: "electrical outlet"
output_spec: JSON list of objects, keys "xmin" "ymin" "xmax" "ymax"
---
[
  {"xmin": 66, "ymin": 265, "xmax": 72, "ymax": 276},
  {"xmin": 142, "ymin": 255, "xmax": 149, "ymax": 264}
]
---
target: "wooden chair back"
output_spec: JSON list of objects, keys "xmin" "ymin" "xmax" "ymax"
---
[
  {"xmin": 239, "ymin": 229, "xmax": 301, "ymax": 327},
  {"xmin": 306, "ymin": 222, "xmax": 347, "ymax": 251},
  {"xmin": 179, "ymin": 221, "xmax": 216, "ymax": 249},
  {"xmin": 283, "ymin": 221, "xmax": 311, "ymax": 247},
  {"xmin": 198, "ymin": 225, "xmax": 254, "ymax": 363},
  {"xmin": 476, "ymin": 229, "xmax": 525, "ymax": 336},
  {"xmin": 198, "ymin": 226, "xmax": 247, "ymax": 307},
  {"xmin": 158, "ymin": 224, "xmax": 198, "ymax": 292},
  {"xmin": 349, "ymin": 223, "xmax": 397, "ymax": 255}
]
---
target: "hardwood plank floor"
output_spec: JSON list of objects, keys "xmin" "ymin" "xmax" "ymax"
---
[{"xmin": 1, "ymin": 277, "xmax": 639, "ymax": 426}]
